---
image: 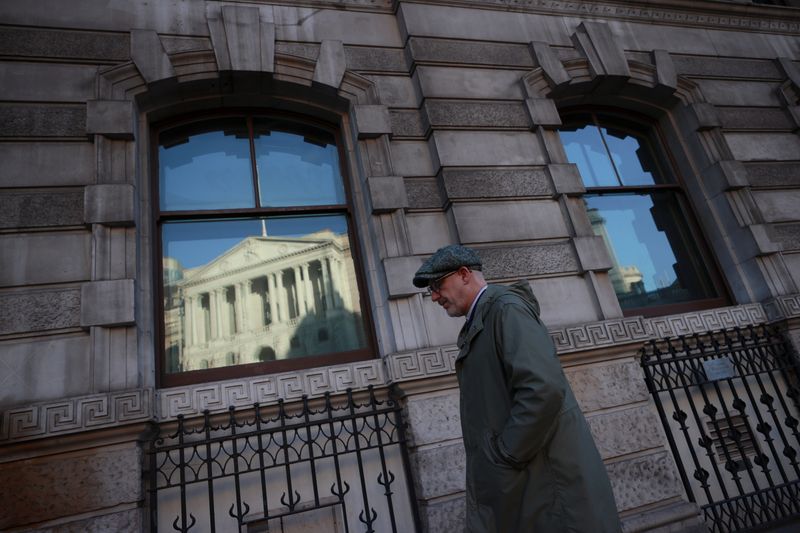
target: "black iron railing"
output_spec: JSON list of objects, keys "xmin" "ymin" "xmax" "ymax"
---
[
  {"xmin": 148, "ymin": 386, "xmax": 419, "ymax": 533},
  {"xmin": 641, "ymin": 325, "xmax": 800, "ymax": 532}
]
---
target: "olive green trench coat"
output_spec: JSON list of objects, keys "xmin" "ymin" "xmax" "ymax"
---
[{"xmin": 455, "ymin": 282, "xmax": 621, "ymax": 533}]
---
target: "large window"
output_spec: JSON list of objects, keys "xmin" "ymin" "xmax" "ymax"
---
[
  {"xmin": 559, "ymin": 111, "xmax": 728, "ymax": 316},
  {"xmin": 156, "ymin": 113, "xmax": 371, "ymax": 386}
]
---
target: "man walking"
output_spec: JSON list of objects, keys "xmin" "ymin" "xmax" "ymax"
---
[{"xmin": 413, "ymin": 244, "xmax": 621, "ymax": 533}]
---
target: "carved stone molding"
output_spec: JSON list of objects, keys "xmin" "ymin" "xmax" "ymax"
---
[
  {"xmin": 158, "ymin": 359, "xmax": 387, "ymax": 420},
  {"xmin": 0, "ymin": 389, "xmax": 152, "ymax": 443},
  {"xmin": 385, "ymin": 345, "xmax": 460, "ymax": 382},
  {"xmin": 763, "ymin": 294, "xmax": 800, "ymax": 322},
  {"xmin": 387, "ymin": 302, "xmax": 777, "ymax": 383},
  {"xmin": 647, "ymin": 303, "xmax": 767, "ymax": 339},
  {"xmin": 551, "ymin": 316, "xmax": 651, "ymax": 354},
  {"xmin": 441, "ymin": 0, "xmax": 800, "ymax": 34}
]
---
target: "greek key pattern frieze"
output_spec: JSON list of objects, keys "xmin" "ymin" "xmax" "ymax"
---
[
  {"xmin": 648, "ymin": 303, "xmax": 766, "ymax": 339},
  {"xmin": 763, "ymin": 295, "xmax": 800, "ymax": 322},
  {"xmin": 0, "ymin": 389, "xmax": 152, "ymax": 443},
  {"xmin": 550, "ymin": 317, "xmax": 651, "ymax": 354},
  {"xmin": 453, "ymin": 0, "xmax": 799, "ymax": 33},
  {"xmin": 387, "ymin": 302, "xmax": 779, "ymax": 382},
  {"xmin": 385, "ymin": 346, "xmax": 460, "ymax": 382},
  {"xmin": 158, "ymin": 360, "xmax": 387, "ymax": 420}
]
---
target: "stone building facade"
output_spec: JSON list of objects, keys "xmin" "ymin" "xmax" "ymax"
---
[{"xmin": 1, "ymin": 0, "xmax": 800, "ymax": 531}]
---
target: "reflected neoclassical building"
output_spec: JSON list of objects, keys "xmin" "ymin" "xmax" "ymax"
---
[{"xmin": 164, "ymin": 229, "xmax": 365, "ymax": 372}]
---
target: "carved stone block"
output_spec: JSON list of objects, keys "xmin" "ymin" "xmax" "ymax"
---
[
  {"xmin": 0, "ymin": 232, "xmax": 91, "ymax": 287},
  {"xmin": 0, "ymin": 142, "xmax": 95, "ymax": 187},
  {"xmin": 420, "ymin": 496, "xmax": 466, "ymax": 533},
  {"xmin": 653, "ymin": 49, "xmax": 677, "ymax": 92},
  {"xmin": 405, "ymin": 391, "xmax": 461, "ymax": 447},
  {"xmin": 84, "ymin": 184, "xmax": 134, "ymax": 225},
  {"xmin": 574, "ymin": 236, "xmax": 613, "ymax": 272},
  {"xmin": 719, "ymin": 107, "xmax": 795, "ymax": 131},
  {"xmin": 345, "ymin": 46, "xmax": 407, "ymax": 72},
  {"xmin": 769, "ymin": 223, "xmax": 800, "ymax": 251},
  {"xmin": 383, "ymin": 255, "xmax": 425, "ymax": 297},
  {"xmin": 0, "ymin": 190, "xmax": 83, "ymax": 229},
  {"xmin": 572, "ymin": 22, "xmax": 630, "ymax": 79},
  {"xmin": 689, "ymin": 102, "xmax": 722, "ymax": 131},
  {"xmin": 605, "ymin": 451, "xmax": 682, "ymax": 512},
  {"xmin": 478, "ymin": 243, "xmax": 578, "ymax": 279},
  {"xmin": 433, "ymin": 131, "xmax": 544, "ymax": 167},
  {"xmin": 389, "ymin": 109, "xmax": 428, "ymax": 138},
  {"xmin": 0, "ymin": 445, "xmax": 142, "ymax": 528},
  {"xmin": 410, "ymin": 37, "xmax": 532, "ymax": 68},
  {"xmin": 743, "ymin": 162, "xmax": 800, "ymax": 188},
  {"xmin": 442, "ymin": 167, "xmax": 552, "ymax": 200},
  {"xmin": 0, "ymin": 104, "xmax": 85, "ymax": 137},
  {"xmin": 586, "ymin": 406, "xmax": 664, "ymax": 460},
  {"xmin": 425, "ymin": 101, "xmax": 529, "ymax": 129},
  {"xmin": 565, "ymin": 360, "xmax": 650, "ymax": 413},
  {"xmin": 131, "ymin": 29, "xmax": 175, "ymax": 83},
  {"xmin": 313, "ymin": 40, "xmax": 346, "ymax": 89},
  {"xmin": 353, "ymin": 105, "xmax": 392, "ymax": 138},
  {"xmin": 367, "ymin": 176, "xmax": 408, "ymax": 212},
  {"xmin": 0, "ymin": 26, "xmax": 129, "ymax": 61},
  {"xmin": 410, "ymin": 441, "xmax": 466, "ymax": 499},
  {"xmin": 525, "ymin": 98, "xmax": 561, "ymax": 127},
  {"xmin": 453, "ymin": 200, "xmax": 569, "ymax": 243},
  {"xmin": 530, "ymin": 41, "xmax": 570, "ymax": 88},
  {"xmin": 80, "ymin": 279, "xmax": 135, "ymax": 327},
  {"xmin": 85, "ymin": 100, "xmax": 134, "ymax": 140},
  {"xmin": 547, "ymin": 164, "xmax": 585, "ymax": 195},
  {"xmin": 0, "ymin": 289, "xmax": 81, "ymax": 335},
  {"xmin": 26, "ymin": 509, "xmax": 141, "ymax": 533},
  {"xmin": 405, "ymin": 178, "xmax": 443, "ymax": 209}
]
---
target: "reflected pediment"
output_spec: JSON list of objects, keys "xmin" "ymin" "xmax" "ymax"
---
[{"xmin": 178, "ymin": 232, "xmax": 341, "ymax": 285}]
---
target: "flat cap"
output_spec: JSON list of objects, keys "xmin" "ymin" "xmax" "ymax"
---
[{"xmin": 412, "ymin": 244, "xmax": 482, "ymax": 288}]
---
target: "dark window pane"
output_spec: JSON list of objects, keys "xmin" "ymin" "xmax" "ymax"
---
[
  {"xmin": 159, "ymin": 118, "xmax": 255, "ymax": 211},
  {"xmin": 559, "ymin": 124, "xmax": 619, "ymax": 187},
  {"xmin": 253, "ymin": 119, "xmax": 345, "ymax": 207},
  {"xmin": 162, "ymin": 215, "xmax": 367, "ymax": 373},
  {"xmin": 585, "ymin": 192, "xmax": 718, "ymax": 310},
  {"xmin": 601, "ymin": 126, "xmax": 660, "ymax": 186}
]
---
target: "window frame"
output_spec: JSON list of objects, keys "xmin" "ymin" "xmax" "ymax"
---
[
  {"xmin": 152, "ymin": 109, "xmax": 376, "ymax": 388},
  {"xmin": 560, "ymin": 107, "xmax": 731, "ymax": 318}
]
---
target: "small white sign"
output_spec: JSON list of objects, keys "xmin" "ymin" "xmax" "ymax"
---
[{"xmin": 702, "ymin": 356, "xmax": 736, "ymax": 382}]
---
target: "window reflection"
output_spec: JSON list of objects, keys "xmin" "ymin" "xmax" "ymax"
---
[
  {"xmin": 560, "ymin": 110, "xmax": 724, "ymax": 315},
  {"xmin": 253, "ymin": 119, "xmax": 345, "ymax": 207},
  {"xmin": 586, "ymin": 193, "xmax": 716, "ymax": 310},
  {"xmin": 159, "ymin": 118, "xmax": 254, "ymax": 211},
  {"xmin": 162, "ymin": 215, "xmax": 367, "ymax": 373}
]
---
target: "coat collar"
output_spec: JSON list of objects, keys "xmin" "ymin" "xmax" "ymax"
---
[{"xmin": 456, "ymin": 285, "xmax": 503, "ymax": 359}]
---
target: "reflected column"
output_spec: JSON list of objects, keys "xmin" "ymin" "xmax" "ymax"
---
[
  {"xmin": 321, "ymin": 258, "xmax": 334, "ymax": 310},
  {"xmin": 301, "ymin": 263, "xmax": 315, "ymax": 316},
  {"xmin": 184, "ymin": 295, "xmax": 194, "ymax": 347},
  {"xmin": 268, "ymin": 273, "xmax": 279, "ymax": 323}
]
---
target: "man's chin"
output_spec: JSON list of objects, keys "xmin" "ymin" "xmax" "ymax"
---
[{"xmin": 445, "ymin": 307, "xmax": 464, "ymax": 318}]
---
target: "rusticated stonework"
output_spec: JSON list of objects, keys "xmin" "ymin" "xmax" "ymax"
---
[
  {"xmin": 158, "ymin": 359, "xmax": 386, "ymax": 419},
  {"xmin": 0, "ymin": 389, "xmax": 151, "ymax": 442}
]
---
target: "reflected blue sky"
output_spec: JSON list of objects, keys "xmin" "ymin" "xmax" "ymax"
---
[
  {"xmin": 559, "ymin": 124, "xmax": 656, "ymax": 187},
  {"xmin": 163, "ymin": 215, "xmax": 349, "ymax": 269},
  {"xmin": 159, "ymin": 123, "xmax": 254, "ymax": 211},
  {"xmin": 255, "ymin": 131, "xmax": 345, "ymax": 207},
  {"xmin": 587, "ymin": 194, "xmax": 677, "ymax": 292}
]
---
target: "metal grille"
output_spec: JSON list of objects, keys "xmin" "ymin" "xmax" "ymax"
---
[
  {"xmin": 148, "ymin": 386, "xmax": 419, "ymax": 533},
  {"xmin": 641, "ymin": 325, "xmax": 800, "ymax": 532}
]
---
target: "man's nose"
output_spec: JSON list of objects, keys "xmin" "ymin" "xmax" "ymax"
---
[{"xmin": 431, "ymin": 290, "xmax": 440, "ymax": 302}]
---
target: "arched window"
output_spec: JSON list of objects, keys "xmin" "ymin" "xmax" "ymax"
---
[
  {"xmin": 559, "ymin": 110, "xmax": 729, "ymax": 316},
  {"xmin": 156, "ymin": 112, "xmax": 372, "ymax": 386}
]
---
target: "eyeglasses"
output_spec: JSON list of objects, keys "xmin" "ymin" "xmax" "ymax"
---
[{"xmin": 427, "ymin": 270, "xmax": 459, "ymax": 295}]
